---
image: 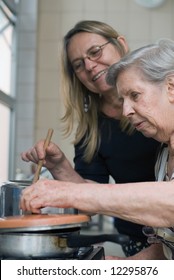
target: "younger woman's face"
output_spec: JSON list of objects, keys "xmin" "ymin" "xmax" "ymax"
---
[{"xmin": 67, "ymin": 32, "xmax": 128, "ymax": 95}]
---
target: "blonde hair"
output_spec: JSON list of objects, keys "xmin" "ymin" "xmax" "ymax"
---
[{"xmin": 61, "ymin": 20, "xmax": 128, "ymax": 162}]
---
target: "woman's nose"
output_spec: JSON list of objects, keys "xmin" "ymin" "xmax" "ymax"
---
[
  {"xmin": 123, "ymin": 101, "xmax": 134, "ymax": 117},
  {"xmin": 84, "ymin": 57, "xmax": 96, "ymax": 71}
]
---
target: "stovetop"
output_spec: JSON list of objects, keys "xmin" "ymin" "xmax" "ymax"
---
[
  {"xmin": 75, "ymin": 246, "xmax": 105, "ymax": 260},
  {"xmin": 0, "ymin": 246, "xmax": 105, "ymax": 260}
]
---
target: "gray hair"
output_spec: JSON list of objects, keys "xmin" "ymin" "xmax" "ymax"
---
[{"xmin": 106, "ymin": 38, "xmax": 174, "ymax": 87}]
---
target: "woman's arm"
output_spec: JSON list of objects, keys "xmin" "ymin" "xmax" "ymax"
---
[{"xmin": 20, "ymin": 179, "xmax": 174, "ymax": 227}]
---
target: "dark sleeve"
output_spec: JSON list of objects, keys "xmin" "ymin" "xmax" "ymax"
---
[{"xmin": 74, "ymin": 141, "xmax": 110, "ymax": 183}]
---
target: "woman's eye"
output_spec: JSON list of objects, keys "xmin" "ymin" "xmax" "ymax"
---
[
  {"xmin": 73, "ymin": 60, "xmax": 83, "ymax": 70},
  {"xmin": 89, "ymin": 47, "xmax": 100, "ymax": 57},
  {"xmin": 131, "ymin": 92, "xmax": 139, "ymax": 99}
]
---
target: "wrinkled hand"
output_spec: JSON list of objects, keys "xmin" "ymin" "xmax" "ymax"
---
[
  {"xmin": 21, "ymin": 140, "xmax": 66, "ymax": 172},
  {"xmin": 20, "ymin": 179, "xmax": 73, "ymax": 213}
]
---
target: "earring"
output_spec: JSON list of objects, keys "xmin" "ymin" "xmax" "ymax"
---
[{"xmin": 84, "ymin": 94, "xmax": 90, "ymax": 112}]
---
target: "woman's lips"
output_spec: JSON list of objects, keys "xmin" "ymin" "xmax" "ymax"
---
[
  {"xmin": 92, "ymin": 69, "xmax": 107, "ymax": 82},
  {"xmin": 133, "ymin": 121, "xmax": 145, "ymax": 130}
]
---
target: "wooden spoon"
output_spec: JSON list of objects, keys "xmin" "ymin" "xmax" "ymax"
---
[{"xmin": 32, "ymin": 128, "xmax": 54, "ymax": 183}]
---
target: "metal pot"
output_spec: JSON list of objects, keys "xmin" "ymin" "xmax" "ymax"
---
[
  {"xmin": 0, "ymin": 214, "xmax": 129, "ymax": 258},
  {"xmin": 0, "ymin": 228, "xmax": 80, "ymax": 258},
  {"xmin": 0, "ymin": 229, "xmax": 129, "ymax": 258},
  {"xmin": 0, "ymin": 181, "xmax": 27, "ymax": 217},
  {"xmin": 0, "ymin": 180, "xmax": 77, "ymax": 217},
  {"xmin": 0, "ymin": 214, "xmax": 88, "ymax": 258}
]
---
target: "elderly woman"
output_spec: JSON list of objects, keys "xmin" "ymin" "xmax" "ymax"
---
[
  {"xmin": 20, "ymin": 38, "xmax": 174, "ymax": 259},
  {"xmin": 105, "ymin": 38, "xmax": 174, "ymax": 259}
]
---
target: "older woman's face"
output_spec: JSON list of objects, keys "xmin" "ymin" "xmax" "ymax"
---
[
  {"xmin": 67, "ymin": 32, "xmax": 128, "ymax": 94},
  {"xmin": 116, "ymin": 68, "xmax": 172, "ymax": 142}
]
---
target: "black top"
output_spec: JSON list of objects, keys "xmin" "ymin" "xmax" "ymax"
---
[{"xmin": 74, "ymin": 114, "xmax": 160, "ymax": 239}]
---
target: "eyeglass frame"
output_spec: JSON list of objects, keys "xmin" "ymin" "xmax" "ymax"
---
[{"xmin": 71, "ymin": 41, "xmax": 111, "ymax": 73}]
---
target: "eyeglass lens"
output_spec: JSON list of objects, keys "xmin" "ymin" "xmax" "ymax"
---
[{"xmin": 72, "ymin": 41, "xmax": 110, "ymax": 72}]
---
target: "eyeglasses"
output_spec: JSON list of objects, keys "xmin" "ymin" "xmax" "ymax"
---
[{"xmin": 71, "ymin": 41, "xmax": 110, "ymax": 73}]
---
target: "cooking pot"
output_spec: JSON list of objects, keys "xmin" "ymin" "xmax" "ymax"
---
[
  {"xmin": 0, "ymin": 231, "xmax": 129, "ymax": 258},
  {"xmin": 0, "ymin": 214, "xmax": 129, "ymax": 258},
  {"xmin": 0, "ymin": 181, "xmax": 27, "ymax": 217},
  {"xmin": 0, "ymin": 180, "xmax": 77, "ymax": 217}
]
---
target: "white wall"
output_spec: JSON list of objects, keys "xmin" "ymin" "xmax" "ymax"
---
[{"xmin": 15, "ymin": 0, "xmax": 174, "ymax": 177}]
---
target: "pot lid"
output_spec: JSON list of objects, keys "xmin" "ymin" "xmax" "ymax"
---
[{"xmin": 0, "ymin": 214, "xmax": 90, "ymax": 232}]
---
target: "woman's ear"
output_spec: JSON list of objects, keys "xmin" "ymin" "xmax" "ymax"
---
[
  {"xmin": 117, "ymin": 36, "xmax": 129, "ymax": 53},
  {"xmin": 167, "ymin": 76, "xmax": 174, "ymax": 103}
]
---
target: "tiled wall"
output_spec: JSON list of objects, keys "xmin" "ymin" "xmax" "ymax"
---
[
  {"xmin": 14, "ymin": 0, "xmax": 38, "ymax": 177},
  {"xmin": 15, "ymin": 0, "xmax": 174, "ymax": 177}
]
